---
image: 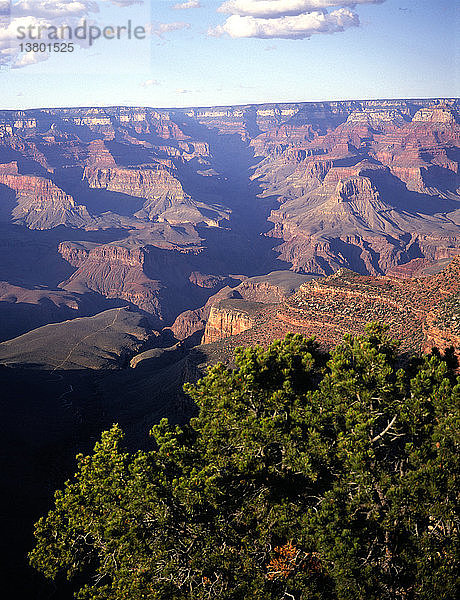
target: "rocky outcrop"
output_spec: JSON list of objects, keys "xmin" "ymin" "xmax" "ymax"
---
[
  {"xmin": 58, "ymin": 241, "xmax": 98, "ymax": 268},
  {"xmin": 59, "ymin": 243, "xmax": 163, "ymax": 316},
  {"xmin": 169, "ymin": 307, "xmax": 210, "ymax": 341},
  {"xmin": 345, "ymin": 108, "xmax": 408, "ymax": 127},
  {"xmin": 83, "ymin": 164, "xmax": 230, "ymax": 227},
  {"xmin": 188, "ymin": 272, "xmax": 231, "ymax": 288},
  {"xmin": 199, "ymin": 256, "xmax": 459, "ymax": 363},
  {"xmin": 202, "ymin": 300, "xmax": 262, "ymax": 344},
  {"xmin": 83, "ymin": 164, "xmax": 178, "ymax": 196},
  {"xmin": 412, "ymin": 107, "xmax": 457, "ymax": 124},
  {"xmin": 0, "ymin": 167, "xmax": 94, "ymax": 229},
  {"xmin": 135, "ymin": 194, "xmax": 229, "ymax": 227},
  {"xmin": 170, "ymin": 271, "xmax": 312, "ymax": 342}
]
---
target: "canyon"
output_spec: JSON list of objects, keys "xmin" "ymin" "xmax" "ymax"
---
[
  {"xmin": 0, "ymin": 99, "xmax": 459, "ymax": 599},
  {"xmin": 1, "ymin": 98, "xmax": 459, "ymax": 385},
  {"xmin": 0, "ymin": 98, "xmax": 459, "ymax": 342}
]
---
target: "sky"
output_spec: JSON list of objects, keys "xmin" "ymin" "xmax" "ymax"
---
[{"xmin": 0, "ymin": 0, "xmax": 458, "ymax": 109}]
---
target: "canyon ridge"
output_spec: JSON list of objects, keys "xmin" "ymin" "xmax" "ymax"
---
[{"xmin": 0, "ymin": 98, "xmax": 459, "ymax": 344}]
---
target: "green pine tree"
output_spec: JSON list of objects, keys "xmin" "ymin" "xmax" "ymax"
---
[{"xmin": 29, "ymin": 325, "xmax": 459, "ymax": 599}]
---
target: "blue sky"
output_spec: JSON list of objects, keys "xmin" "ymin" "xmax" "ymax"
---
[{"xmin": 0, "ymin": 0, "xmax": 458, "ymax": 109}]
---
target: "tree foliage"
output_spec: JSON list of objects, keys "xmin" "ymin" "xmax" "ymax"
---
[{"xmin": 29, "ymin": 324, "xmax": 459, "ymax": 599}]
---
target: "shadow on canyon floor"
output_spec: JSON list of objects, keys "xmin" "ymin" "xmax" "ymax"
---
[{"xmin": 169, "ymin": 112, "xmax": 291, "ymax": 276}]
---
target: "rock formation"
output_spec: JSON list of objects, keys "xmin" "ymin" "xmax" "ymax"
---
[
  {"xmin": 169, "ymin": 270, "xmax": 312, "ymax": 342},
  {"xmin": 253, "ymin": 104, "xmax": 460, "ymax": 275},
  {"xmin": 200, "ymin": 255, "xmax": 460, "ymax": 364},
  {"xmin": 83, "ymin": 164, "xmax": 229, "ymax": 227},
  {"xmin": 202, "ymin": 299, "xmax": 264, "ymax": 344},
  {"xmin": 0, "ymin": 162, "xmax": 94, "ymax": 229},
  {"xmin": 0, "ymin": 98, "xmax": 458, "ymax": 337}
]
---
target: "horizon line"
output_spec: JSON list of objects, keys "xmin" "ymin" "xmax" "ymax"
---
[{"xmin": 0, "ymin": 96, "xmax": 459, "ymax": 114}]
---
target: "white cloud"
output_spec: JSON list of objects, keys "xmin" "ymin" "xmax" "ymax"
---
[
  {"xmin": 103, "ymin": 0, "xmax": 143, "ymax": 6},
  {"xmin": 173, "ymin": 0, "xmax": 200, "ymax": 9},
  {"xmin": 0, "ymin": 0, "xmax": 99, "ymax": 69},
  {"xmin": 1, "ymin": 11, "xmax": 100, "ymax": 68},
  {"xmin": 0, "ymin": 15, "xmax": 54, "ymax": 67},
  {"xmin": 0, "ymin": 15, "xmax": 51, "ymax": 66},
  {"xmin": 11, "ymin": 1, "xmax": 99, "ymax": 20},
  {"xmin": 210, "ymin": 7, "xmax": 359, "ymax": 39},
  {"xmin": 1, "ymin": 1, "xmax": 153, "ymax": 68},
  {"xmin": 12, "ymin": 46, "xmax": 50, "ymax": 67},
  {"xmin": 210, "ymin": 0, "xmax": 385, "ymax": 39},
  {"xmin": 218, "ymin": 0, "xmax": 384, "ymax": 18},
  {"xmin": 9, "ymin": 0, "xmax": 143, "ymax": 20},
  {"xmin": 147, "ymin": 21, "xmax": 191, "ymax": 36},
  {"xmin": 140, "ymin": 78, "xmax": 159, "ymax": 87}
]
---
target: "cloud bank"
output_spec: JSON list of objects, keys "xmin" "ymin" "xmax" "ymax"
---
[
  {"xmin": 211, "ymin": 8, "xmax": 358, "ymax": 38},
  {"xmin": 211, "ymin": 0, "xmax": 385, "ymax": 39},
  {"xmin": 173, "ymin": 0, "xmax": 200, "ymax": 9},
  {"xmin": 218, "ymin": 0, "xmax": 384, "ymax": 18},
  {"xmin": 1, "ymin": 0, "xmax": 150, "ymax": 68}
]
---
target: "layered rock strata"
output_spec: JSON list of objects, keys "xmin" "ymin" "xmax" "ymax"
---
[
  {"xmin": 0, "ymin": 99, "xmax": 458, "ymax": 337},
  {"xmin": 169, "ymin": 271, "xmax": 312, "ymax": 342},
  {"xmin": 253, "ymin": 104, "xmax": 460, "ymax": 275},
  {"xmin": 0, "ymin": 162, "xmax": 94, "ymax": 229},
  {"xmin": 202, "ymin": 299, "xmax": 265, "ymax": 344},
  {"xmin": 200, "ymin": 256, "xmax": 460, "ymax": 365}
]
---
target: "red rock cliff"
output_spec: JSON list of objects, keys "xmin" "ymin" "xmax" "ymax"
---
[{"xmin": 202, "ymin": 300, "xmax": 259, "ymax": 344}]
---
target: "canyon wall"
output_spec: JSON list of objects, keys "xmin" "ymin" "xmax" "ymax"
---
[
  {"xmin": 202, "ymin": 300, "xmax": 261, "ymax": 344},
  {"xmin": 200, "ymin": 256, "xmax": 460, "ymax": 363},
  {"xmin": 170, "ymin": 271, "xmax": 312, "ymax": 342},
  {"xmin": 0, "ymin": 99, "xmax": 458, "ymax": 337}
]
